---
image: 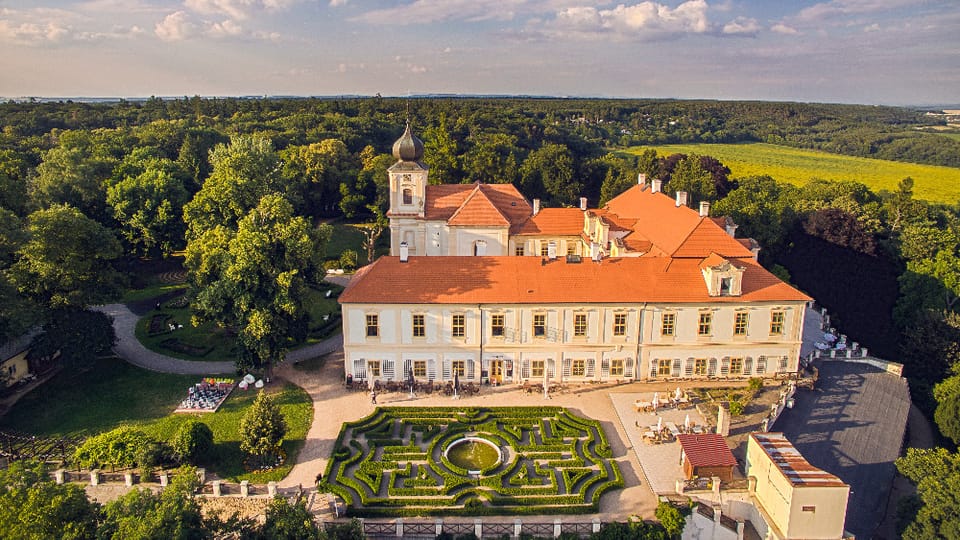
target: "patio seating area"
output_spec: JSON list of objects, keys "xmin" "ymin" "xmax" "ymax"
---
[{"xmin": 174, "ymin": 377, "xmax": 234, "ymax": 413}]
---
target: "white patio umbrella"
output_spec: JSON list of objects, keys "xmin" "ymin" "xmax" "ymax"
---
[
  {"xmin": 652, "ymin": 392, "xmax": 659, "ymax": 406},
  {"xmin": 657, "ymin": 416, "xmax": 662, "ymax": 433},
  {"xmin": 684, "ymin": 414, "xmax": 690, "ymax": 430},
  {"xmin": 675, "ymin": 386, "xmax": 683, "ymax": 400}
]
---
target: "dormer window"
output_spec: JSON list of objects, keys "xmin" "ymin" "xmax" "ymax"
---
[{"xmin": 700, "ymin": 253, "xmax": 746, "ymax": 297}]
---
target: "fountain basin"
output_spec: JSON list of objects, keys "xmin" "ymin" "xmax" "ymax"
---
[{"xmin": 443, "ymin": 436, "xmax": 502, "ymax": 473}]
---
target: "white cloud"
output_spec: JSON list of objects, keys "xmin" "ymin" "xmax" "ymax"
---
[
  {"xmin": 794, "ymin": 0, "xmax": 921, "ymax": 23},
  {"xmin": 208, "ymin": 18, "xmax": 243, "ymax": 37},
  {"xmin": 722, "ymin": 16, "xmax": 759, "ymax": 36},
  {"xmin": 352, "ymin": 0, "xmax": 527, "ymax": 25},
  {"xmin": 329, "ymin": 0, "xmax": 349, "ymax": 6},
  {"xmin": 534, "ymin": 0, "xmax": 712, "ymax": 41},
  {"xmin": 863, "ymin": 23, "xmax": 880, "ymax": 32},
  {"xmin": 770, "ymin": 23, "xmax": 800, "ymax": 35},
  {"xmin": 0, "ymin": 20, "xmax": 70, "ymax": 44},
  {"xmin": 184, "ymin": 0, "xmax": 296, "ymax": 20},
  {"xmin": 155, "ymin": 10, "xmax": 198, "ymax": 41}
]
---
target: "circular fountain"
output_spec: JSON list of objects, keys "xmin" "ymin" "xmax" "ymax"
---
[{"xmin": 443, "ymin": 436, "xmax": 503, "ymax": 474}]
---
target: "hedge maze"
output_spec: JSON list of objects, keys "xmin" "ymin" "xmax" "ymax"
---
[{"xmin": 324, "ymin": 407, "xmax": 623, "ymax": 516}]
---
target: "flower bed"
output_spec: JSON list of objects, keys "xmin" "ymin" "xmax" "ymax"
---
[{"xmin": 324, "ymin": 406, "xmax": 623, "ymax": 516}]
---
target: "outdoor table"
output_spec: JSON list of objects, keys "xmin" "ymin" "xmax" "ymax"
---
[
  {"xmin": 635, "ymin": 400, "xmax": 653, "ymax": 411},
  {"xmin": 665, "ymin": 422, "xmax": 681, "ymax": 438}
]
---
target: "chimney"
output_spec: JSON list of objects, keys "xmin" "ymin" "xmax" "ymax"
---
[
  {"xmin": 651, "ymin": 179, "xmax": 662, "ymax": 193},
  {"xmin": 579, "ymin": 197, "xmax": 588, "ymax": 211},
  {"xmin": 699, "ymin": 201, "xmax": 710, "ymax": 217},
  {"xmin": 637, "ymin": 173, "xmax": 647, "ymax": 186},
  {"xmin": 532, "ymin": 198, "xmax": 541, "ymax": 216},
  {"xmin": 399, "ymin": 241, "xmax": 409, "ymax": 262},
  {"xmin": 547, "ymin": 241, "xmax": 557, "ymax": 260},
  {"xmin": 675, "ymin": 191, "xmax": 688, "ymax": 207},
  {"xmin": 725, "ymin": 220, "xmax": 738, "ymax": 238},
  {"xmin": 590, "ymin": 242, "xmax": 602, "ymax": 262}
]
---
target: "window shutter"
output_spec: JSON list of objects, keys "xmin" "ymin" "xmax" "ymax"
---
[
  {"xmin": 650, "ymin": 360, "xmax": 658, "ymax": 379},
  {"xmin": 721, "ymin": 357, "xmax": 730, "ymax": 376},
  {"xmin": 428, "ymin": 359, "xmax": 437, "ymax": 380},
  {"xmin": 708, "ymin": 358, "xmax": 718, "ymax": 376},
  {"xmin": 779, "ymin": 356, "xmax": 789, "ymax": 370},
  {"xmin": 353, "ymin": 359, "xmax": 367, "ymax": 379},
  {"xmin": 521, "ymin": 359, "xmax": 530, "ymax": 379},
  {"xmin": 756, "ymin": 356, "xmax": 767, "ymax": 374},
  {"xmin": 586, "ymin": 358, "xmax": 596, "ymax": 378},
  {"xmin": 684, "ymin": 358, "xmax": 694, "ymax": 376},
  {"xmin": 562, "ymin": 358, "xmax": 572, "ymax": 378},
  {"xmin": 744, "ymin": 357, "xmax": 753, "ymax": 375},
  {"xmin": 547, "ymin": 359, "xmax": 556, "ymax": 378},
  {"xmin": 403, "ymin": 359, "xmax": 412, "ymax": 379},
  {"xmin": 442, "ymin": 359, "xmax": 451, "ymax": 380},
  {"xmin": 467, "ymin": 359, "xmax": 475, "ymax": 380},
  {"xmin": 383, "ymin": 359, "xmax": 395, "ymax": 380},
  {"xmin": 672, "ymin": 358, "xmax": 681, "ymax": 377},
  {"xmin": 601, "ymin": 359, "xmax": 610, "ymax": 378},
  {"xmin": 625, "ymin": 358, "xmax": 634, "ymax": 378}
]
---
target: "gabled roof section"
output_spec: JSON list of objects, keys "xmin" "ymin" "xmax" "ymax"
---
[
  {"xmin": 423, "ymin": 183, "xmax": 531, "ymax": 229},
  {"xmin": 602, "ymin": 185, "xmax": 702, "ymax": 256},
  {"xmin": 447, "ymin": 185, "xmax": 510, "ymax": 227},
  {"xmin": 514, "ymin": 208, "xmax": 584, "ymax": 236},
  {"xmin": 698, "ymin": 252, "xmax": 744, "ymax": 271},
  {"xmin": 340, "ymin": 256, "xmax": 811, "ymax": 305},
  {"xmin": 673, "ymin": 219, "xmax": 755, "ymax": 259}
]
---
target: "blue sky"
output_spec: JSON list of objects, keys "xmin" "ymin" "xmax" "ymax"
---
[{"xmin": 1, "ymin": 0, "xmax": 957, "ymax": 105}]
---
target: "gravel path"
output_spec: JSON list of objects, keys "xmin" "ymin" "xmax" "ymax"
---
[{"xmin": 95, "ymin": 304, "xmax": 344, "ymax": 376}]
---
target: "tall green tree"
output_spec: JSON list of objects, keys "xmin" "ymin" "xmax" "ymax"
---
[
  {"xmin": 423, "ymin": 113, "xmax": 461, "ymax": 184},
  {"xmin": 99, "ymin": 466, "xmax": 205, "ymax": 540},
  {"xmin": 281, "ymin": 139, "xmax": 357, "ymax": 218},
  {"xmin": 107, "ymin": 166, "xmax": 190, "ymax": 257},
  {"xmin": 186, "ymin": 194, "xmax": 325, "ymax": 370},
  {"xmin": 0, "ymin": 209, "xmax": 35, "ymax": 341},
  {"xmin": 519, "ymin": 143, "xmax": 578, "ymax": 204},
  {"xmin": 896, "ymin": 447, "xmax": 960, "ymax": 539},
  {"xmin": 10, "ymin": 204, "xmax": 124, "ymax": 309},
  {"xmin": 461, "ymin": 133, "xmax": 519, "ymax": 185},
  {"xmin": 714, "ymin": 176, "xmax": 798, "ymax": 252},
  {"xmin": 665, "ymin": 153, "xmax": 716, "ymax": 205},
  {"xmin": 239, "ymin": 390, "xmax": 288, "ymax": 464},
  {"xmin": 357, "ymin": 146, "xmax": 395, "ymax": 222},
  {"xmin": 261, "ymin": 496, "xmax": 324, "ymax": 540},
  {"xmin": 30, "ymin": 130, "xmax": 118, "ymax": 223},
  {"xmin": 183, "ymin": 135, "xmax": 286, "ymax": 239},
  {"xmin": 0, "ymin": 460, "xmax": 100, "ymax": 540}
]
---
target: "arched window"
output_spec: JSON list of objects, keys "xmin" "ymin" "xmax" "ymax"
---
[{"xmin": 402, "ymin": 188, "xmax": 413, "ymax": 205}]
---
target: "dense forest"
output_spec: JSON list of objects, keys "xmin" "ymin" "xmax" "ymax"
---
[{"xmin": 1, "ymin": 97, "xmax": 960, "ymax": 535}]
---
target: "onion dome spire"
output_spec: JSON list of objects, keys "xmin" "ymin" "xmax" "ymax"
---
[{"xmin": 392, "ymin": 121, "xmax": 424, "ymax": 162}]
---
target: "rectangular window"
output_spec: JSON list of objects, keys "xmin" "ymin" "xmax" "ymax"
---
[
  {"xmin": 698, "ymin": 312, "xmax": 712, "ymax": 336},
  {"xmin": 368, "ymin": 360, "xmax": 381, "ymax": 378},
  {"xmin": 661, "ymin": 313, "xmax": 675, "ymax": 336},
  {"xmin": 452, "ymin": 360, "xmax": 465, "ymax": 377},
  {"xmin": 532, "ymin": 360, "xmax": 545, "ymax": 378},
  {"xmin": 515, "ymin": 245, "xmax": 525, "ymax": 256},
  {"xmin": 540, "ymin": 243, "xmax": 549, "ymax": 257},
  {"xmin": 574, "ymin": 313, "xmax": 588, "ymax": 337},
  {"xmin": 566, "ymin": 243, "xmax": 577, "ymax": 255},
  {"xmin": 801, "ymin": 506, "xmax": 816, "ymax": 513},
  {"xmin": 613, "ymin": 313, "xmax": 627, "ymax": 336},
  {"xmin": 694, "ymin": 358, "xmax": 707, "ymax": 375},
  {"xmin": 365, "ymin": 314, "xmax": 379, "ymax": 337},
  {"xmin": 730, "ymin": 357, "xmax": 743, "ymax": 375},
  {"xmin": 572, "ymin": 359, "xmax": 586, "ymax": 377},
  {"xmin": 452, "ymin": 314, "xmax": 465, "ymax": 338},
  {"xmin": 657, "ymin": 359, "xmax": 672, "ymax": 376},
  {"xmin": 734, "ymin": 312, "xmax": 749, "ymax": 336},
  {"xmin": 533, "ymin": 314, "xmax": 546, "ymax": 337},
  {"xmin": 412, "ymin": 314, "xmax": 425, "ymax": 338},
  {"xmin": 610, "ymin": 359, "xmax": 624, "ymax": 376},
  {"xmin": 413, "ymin": 360, "xmax": 426, "ymax": 378},
  {"xmin": 770, "ymin": 311, "xmax": 785, "ymax": 335},
  {"xmin": 491, "ymin": 314, "xmax": 505, "ymax": 337}
]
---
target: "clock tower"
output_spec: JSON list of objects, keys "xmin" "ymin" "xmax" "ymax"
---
[{"xmin": 387, "ymin": 123, "xmax": 428, "ymax": 255}]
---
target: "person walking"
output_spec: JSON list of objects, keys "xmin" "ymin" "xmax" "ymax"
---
[{"xmin": 370, "ymin": 390, "xmax": 377, "ymax": 404}]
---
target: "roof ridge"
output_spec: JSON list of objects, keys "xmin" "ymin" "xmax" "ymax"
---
[
  {"xmin": 670, "ymin": 216, "xmax": 712, "ymax": 257},
  {"xmin": 476, "ymin": 184, "xmax": 511, "ymax": 224}
]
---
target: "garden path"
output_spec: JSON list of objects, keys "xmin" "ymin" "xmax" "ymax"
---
[{"xmin": 95, "ymin": 303, "xmax": 344, "ymax": 375}]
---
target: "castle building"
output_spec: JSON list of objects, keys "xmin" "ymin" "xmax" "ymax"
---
[{"xmin": 339, "ymin": 126, "xmax": 810, "ymax": 386}]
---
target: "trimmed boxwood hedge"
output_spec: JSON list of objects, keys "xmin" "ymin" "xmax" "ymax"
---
[{"xmin": 324, "ymin": 406, "xmax": 623, "ymax": 517}]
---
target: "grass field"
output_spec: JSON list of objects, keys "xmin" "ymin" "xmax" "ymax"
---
[
  {"xmin": 0, "ymin": 358, "xmax": 312, "ymax": 482},
  {"xmin": 624, "ymin": 143, "xmax": 960, "ymax": 204}
]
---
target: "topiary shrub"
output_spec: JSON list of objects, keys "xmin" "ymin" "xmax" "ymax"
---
[
  {"xmin": 73, "ymin": 426, "xmax": 156, "ymax": 471},
  {"xmin": 171, "ymin": 419, "xmax": 214, "ymax": 464}
]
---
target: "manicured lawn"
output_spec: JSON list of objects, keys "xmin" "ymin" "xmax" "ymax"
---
[
  {"xmin": 325, "ymin": 221, "xmax": 390, "ymax": 265},
  {"xmin": 0, "ymin": 358, "xmax": 313, "ymax": 482},
  {"xmin": 625, "ymin": 142, "xmax": 960, "ymax": 203},
  {"xmin": 135, "ymin": 304, "xmax": 239, "ymax": 362}
]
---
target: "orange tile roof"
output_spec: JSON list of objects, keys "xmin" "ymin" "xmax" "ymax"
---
[
  {"xmin": 423, "ymin": 183, "xmax": 531, "ymax": 229},
  {"xmin": 673, "ymin": 220, "xmax": 754, "ymax": 259},
  {"xmin": 447, "ymin": 186, "xmax": 510, "ymax": 227},
  {"xmin": 339, "ymin": 256, "xmax": 811, "ymax": 305},
  {"xmin": 677, "ymin": 434, "xmax": 737, "ymax": 468},
  {"xmin": 514, "ymin": 208, "xmax": 584, "ymax": 236},
  {"xmin": 751, "ymin": 433, "xmax": 847, "ymax": 488}
]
